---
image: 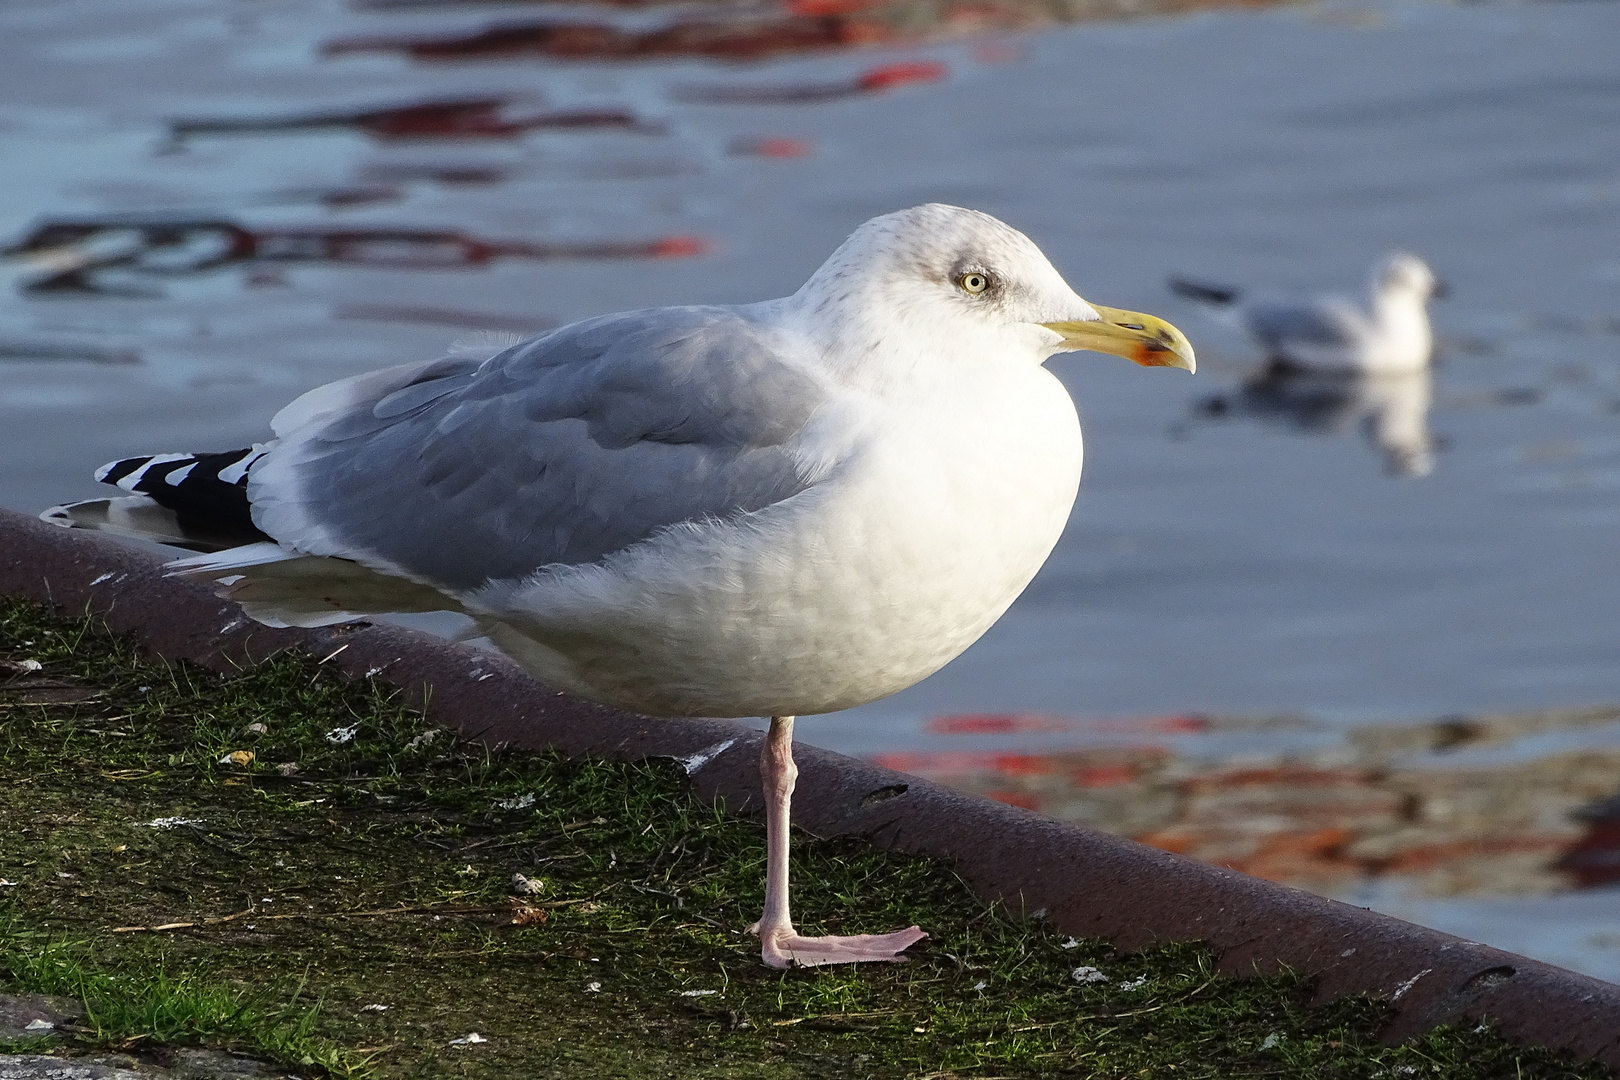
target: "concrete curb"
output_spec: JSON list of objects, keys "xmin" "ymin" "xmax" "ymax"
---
[{"xmin": 2, "ymin": 506, "xmax": 1617, "ymax": 1065}]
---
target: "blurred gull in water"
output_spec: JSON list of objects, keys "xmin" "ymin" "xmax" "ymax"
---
[{"xmin": 1170, "ymin": 253, "xmax": 1445, "ymax": 376}]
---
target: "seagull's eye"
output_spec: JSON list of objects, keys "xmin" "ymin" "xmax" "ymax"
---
[{"xmin": 957, "ymin": 272, "xmax": 990, "ymax": 295}]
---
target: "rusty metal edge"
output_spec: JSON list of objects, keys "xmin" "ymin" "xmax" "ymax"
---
[{"xmin": 2, "ymin": 506, "xmax": 1616, "ymax": 1065}]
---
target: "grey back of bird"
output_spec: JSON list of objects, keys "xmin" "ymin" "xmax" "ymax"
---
[
  {"xmin": 1243, "ymin": 297, "xmax": 1365, "ymax": 358},
  {"xmin": 249, "ymin": 306, "xmax": 829, "ymax": 592}
]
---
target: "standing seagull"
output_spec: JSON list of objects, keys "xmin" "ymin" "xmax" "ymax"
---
[
  {"xmin": 45, "ymin": 204, "xmax": 1194, "ymax": 969},
  {"xmin": 1170, "ymin": 253, "xmax": 1444, "ymax": 375}
]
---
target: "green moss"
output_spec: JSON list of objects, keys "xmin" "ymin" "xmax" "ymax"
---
[{"xmin": 0, "ymin": 594, "xmax": 1608, "ymax": 1079}]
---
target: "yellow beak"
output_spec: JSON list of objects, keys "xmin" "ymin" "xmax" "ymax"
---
[{"xmin": 1041, "ymin": 305, "xmax": 1196, "ymax": 373}]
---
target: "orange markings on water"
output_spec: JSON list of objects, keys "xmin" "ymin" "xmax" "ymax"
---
[
  {"xmin": 1070, "ymin": 764, "xmax": 1139, "ymax": 788},
  {"xmin": 870, "ymin": 749, "xmax": 1156, "ymax": 785},
  {"xmin": 872, "ymin": 751, "xmax": 1005, "ymax": 775},
  {"xmin": 992, "ymin": 754, "xmax": 1060, "ymax": 777},
  {"xmin": 1183, "ymin": 765, "xmax": 1369, "ymax": 791},
  {"xmin": 1380, "ymin": 836, "xmax": 1572, "ymax": 876},
  {"xmin": 676, "ymin": 61, "xmax": 946, "ymax": 105},
  {"xmin": 650, "ymin": 236, "xmax": 710, "ymax": 258},
  {"xmin": 1136, "ymin": 825, "xmax": 1359, "ymax": 885},
  {"xmin": 1230, "ymin": 827, "xmax": 1357, "ymax": 881},
  {"xmin": 730, "ymin": 136, "xmax": 814, "ymax": 158},
  {"xmin": 857, "ymin": 60, "xmax": 948, "ymax": 92},
  {"xmin": 927, "ymin": 713, "xmax": 1065, "ymax": 734},
  {"xmin": 871, "ymin": 751, "xmax": 1053, "ymax": 775},
  {"xmin": 786, "ymin": 0, "xmax": 884, "ymax": 16},
  {"xmin": 877, "ymin": 712, "xmax": 1620, "ymax": 898}
]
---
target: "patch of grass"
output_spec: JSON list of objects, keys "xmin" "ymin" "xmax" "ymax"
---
[
  {"xmin": 0, "ymin": 594, "xmax": 1610, "ymax": 1079},
  {"xmin": 0, "ymin": 1035, "xmax": 57, "ymax": 1056},
  {"xmin": 0, "ymin": 929, "xmax": 342, "ymax": 1073}
]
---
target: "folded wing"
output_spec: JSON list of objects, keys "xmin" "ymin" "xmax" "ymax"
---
[{"xmin": 248, "ymin": 305, "xmax": 828, "ymax": 593}]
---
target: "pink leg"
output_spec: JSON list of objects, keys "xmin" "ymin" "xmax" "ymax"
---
[{"xmin": 747, "ymin": 715, "xmax": 927, "ymax": 969}]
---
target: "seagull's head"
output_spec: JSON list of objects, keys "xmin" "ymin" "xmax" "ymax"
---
[
  {"xmin": 1373, "ymin": 252, "xmax": 1446, "ymax": 303},
  {"xmin": 792, "ymin": 204, "xmax": 1194, "ymax": 376}
]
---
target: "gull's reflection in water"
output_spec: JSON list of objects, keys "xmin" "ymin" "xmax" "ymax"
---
[{"xmin": 1182, "ymin": 364, "xmax": 1436, "ymax": 477}]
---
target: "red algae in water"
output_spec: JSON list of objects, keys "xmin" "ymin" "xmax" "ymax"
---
[
  {"xmin": 856, "ymin": 59, "xmax": 948, "ymax": 90},
  {"xmin": 4, "ymin": 219, "xmax": 709, "ymax": 295},
  {"xmin": 172, "ymin": 98, "xmax": 658, "ymax": 141},
  {"xmin": 324, "ymin": 14, "xmax": 885, "ymax": 63},
  {"xmin": 674, "ymin": 60, "xmax": 949, "ymax": 103},
  {"xmin": 729, "ymin": 135, "xmax": 815, "ymax": 158}
]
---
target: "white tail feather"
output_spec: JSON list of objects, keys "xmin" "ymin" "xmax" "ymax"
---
[
  {"xmin": 166, "ymin": 542, "xmax": 296, "ymax": 576},
  {"xmin": 169, "ymin": 546, "xmax": 462, "ymax": 627}
]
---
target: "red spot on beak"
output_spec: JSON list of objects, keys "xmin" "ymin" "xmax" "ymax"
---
[{"xmin": 1132, "ymin": 340, "xmax": 1180, "ymax": 367}]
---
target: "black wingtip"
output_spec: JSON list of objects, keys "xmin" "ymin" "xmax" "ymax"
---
[
  {"xmin": 1168, "ymin": 277, "xmax": 1241, "ymax": 306},
  {"xmin": 41, "ymin": 496, "xmax": 256, "ymax": 553},
  {"xmin": 94, "ymin": 455, "xmax": 152, "ymax": 486},
  {"xmin": 90, "ymin": 447, "xmax": 271, "ymax": 545}
]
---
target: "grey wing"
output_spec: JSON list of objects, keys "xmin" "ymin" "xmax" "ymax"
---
[
  {"xmin": 248, "ymin": 306, "xmax": 826, "ymax": 591},
  {"xmin": 1243, "ymin": 297, "xmax": 1366, "ymax": 354}
]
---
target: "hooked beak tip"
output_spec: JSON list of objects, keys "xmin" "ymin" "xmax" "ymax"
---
[{"xmin": 1041, "ymin": 305, "xmax": 1196, "ymax": 374}]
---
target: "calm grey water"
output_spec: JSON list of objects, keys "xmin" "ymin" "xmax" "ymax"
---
[{"xmin": 3, "ymin": 0, "xmax": 1619, "ymax": 979}]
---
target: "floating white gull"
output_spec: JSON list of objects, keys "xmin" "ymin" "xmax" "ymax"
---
[
  {"xmin": 44, "ymin": 204, "xmax": 1194, "ymax": 969},
  {"xmin": 1170, "ymin": 253, "xmax": 1444, "ymax": 375}
]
